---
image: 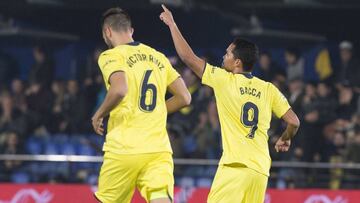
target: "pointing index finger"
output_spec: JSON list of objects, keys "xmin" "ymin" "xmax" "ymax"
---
[{"xmin": 161, "ymin": 4, "xmax": 169, "ymax": 12}]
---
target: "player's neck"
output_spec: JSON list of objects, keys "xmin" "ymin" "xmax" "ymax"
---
[
  {"xmin": 233, "ymin": 67, "xmax": 245, "ymax": 74},
  {"xmin": 112, "ymin": 36, "xmax": 135, "ymax": 47}
]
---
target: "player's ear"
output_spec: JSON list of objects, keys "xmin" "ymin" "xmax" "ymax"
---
[
  {"xmin": 130, "ymin": 27, "xmax": 134, "ymax": 36},
  {"xmin": 103, "ymin": 26, "xmax": 111, "ymax": 38},
  {"xmin": 108, "ymin": 27, "xmax": 113, "ymax": 37},
  {"xmin": 235, "ymin": 58, "xmax": 242, "ymax": 67}
]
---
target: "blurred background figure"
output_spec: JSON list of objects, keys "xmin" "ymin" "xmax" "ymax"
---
[
  {"xmin": 257, "ymin": 51, "xmax": 285, "ymax": 83},
  {"xmin": 62, "ymin": 80, "xmax": 86, "ymax": 134},
  {"xmin": 0, "ymin": 51, "xmax": 19, "ymax": 89},
  {"xmin": 337, "ymin": 41, "xmax": 360, "ymax": 92},
  {"xmin": 28, "ymin": 45, "xmax": 55, "ymax": 88},
  {"xmin": 0, "ymin": 132, "xmax": 24, "ymax": 182},
  {"xmin": 285, "ymin": 48, "xmax": 304, "ymax": 82},
  {"xmin": 0, "ymin": 92, "xmax": 27, "ymax": 136}
]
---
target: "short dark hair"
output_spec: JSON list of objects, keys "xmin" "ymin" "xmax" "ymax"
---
[
  {"xmin": 232, "ymin": 38, "xmax": 259, "ymax": 72},
  {"xmin": 102, "ymin": 7, "xmax": 132, "ymax": 32}
]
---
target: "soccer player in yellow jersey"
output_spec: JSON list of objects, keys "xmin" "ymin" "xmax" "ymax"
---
[
  {"xmin": 91, "ymin": 7, "xmax": 191, "ymax": 203},
  {"xmin": 160, "ymin": 5, "xmax": 300, "ymax": 203}
]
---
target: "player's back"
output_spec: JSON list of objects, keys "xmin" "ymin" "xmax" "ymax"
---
[
  {"xmin": 202, "ymin": 63, "xmax": 290, "ymax": 176},
  {"xmin": 98, "ymin": 42, "xmax": 180, "ymax": 154}
]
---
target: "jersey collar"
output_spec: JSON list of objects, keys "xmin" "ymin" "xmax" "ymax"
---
[
  {"xmin": 240, "ymin": 72, "xmax": 253, "ymax": 79},
  {"xmin": 126, "ymin": 41, "xmax": 140, "ymax": 46}
]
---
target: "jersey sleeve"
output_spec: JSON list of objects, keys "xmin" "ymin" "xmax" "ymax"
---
[
  {"xmin": 163, "ymin": 56, "xmax": 180, "ymax": 86},
  {"xmin": 201, "ymin": 63, "xmax": 230, "ymax": 89},
  {"xmin": 270, "ymin": 83, "xmax": 291, "ymax": 118},
  {"xmin": 98, "ymin": 51, "xmax": 127, "ymax": 84}
]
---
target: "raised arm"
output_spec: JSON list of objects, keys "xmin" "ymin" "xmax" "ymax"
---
[{"xmin": 160, "ymin": 4, "xmax": 205, "ymax": 78}]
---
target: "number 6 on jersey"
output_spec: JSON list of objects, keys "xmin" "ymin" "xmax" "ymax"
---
[{"xmin": 139, "ymin": 70, "xmax": 157, "ymax": 112}]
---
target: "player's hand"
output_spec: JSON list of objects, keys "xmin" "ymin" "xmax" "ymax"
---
[
  {"xmin": 92, "ymin": 115, "xmax": 104, "ymax": 136},
  {"xmin": 160, "ymin": 4, "xmax": 175, "ymax": 27},
  {"xmin": 275, "ymin": 137, "xmax": 291, "ymax": 152}
]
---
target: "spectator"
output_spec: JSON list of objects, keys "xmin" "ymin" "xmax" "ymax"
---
[
  {"xmin": 79, "ymin": 46, "xmax": 105, "ymax": 84},
  {"xmin": 62, "ymin": 80, "xmax": 86, "ymax": 133},
  {"xmin": 192, "ymin": 101, "xmax": 221, "ymax": 159},
  {"xmin": 322, "ymin": 132, "xmax": 346, "ymax": 162},
  {"xmin": 195, "ymin": 85, "xmax": 213, "ymax": 111},
  {"xmin": 346, "ymin": 130, "xmax": 360, "ymax": 163},
  {"xmin": 28, "ymin": 45, "xmax": 55, "ymax": 88},
  {"xmin": 81, "ymin": 48, "xmax": 105, "ymax": 131},
  {"xmin": 344, "ymin": 129, "xmax": 360, "ymax": 188},
  {"xmin": 168, "ymin": 126, "xmax": 184, "ymax": 159},
  {"xmin": 10, "ymin": 79, "xmax": 27, "ymax": 113},
  {"xmin": 205, "ymin": 100, "xmax": 221, "ymax": 159},
  {"xmin": 302, "ymin": 83, "xmax": 318, "ymax": 116},
  {"xmin": 48, "ymin": 80, "xmax": 66, "ymax": 133},
  {"xmin": 337, "ymin": 84, "xmax": 356, "ymax": 121},
  {"xmin": 181, "ymin": 68, "xmax": 200, "ymax": 113},
  {"xmin": 287, "ymin": 78, "xmax": 304, "ymax": 116},
  {"xmin": 256, "ymin": 52, "xmax": 285, "ymax": 82},
  {"xmin": 169, "ymin": 68, "xmax": 201, "ymax": 134},
  {"xmin": 25, "ymin": 45, "xmax": 55, "ymax": 135},
  {"xmin": 315, "ymin": 82, "xmax": 337, "ymax": 124},
  {"xmin": 301, "ymin": 83, "xmax": 322, "ymax": 161},
  {"xmin": 25, "ymin": 82, "xmax": 52, "ymax": 135},
  {"xmin": 285, "ymin": 48, "xmax": 304, "ymax": 82},
  {"xmin": 337, "ymin": 41, "xmax": 360, "ymax": 91},
  {"xmin": 0, "ymin": 132, "xmax": 24, "ymax": 182},
  {"xmin": 0, "ymin": 93, "xmax": 27, "ymax": 135},
  {"xmin": 327, "ymin": 132, "xmax": 346, "ymax": 189},
  {"xmin": 275, "ymin": 146, "xmax": 306, "ymax": 189},
  {"xmin": 0, "ymin": 51, "xmax": 19, "ymax": 88}
]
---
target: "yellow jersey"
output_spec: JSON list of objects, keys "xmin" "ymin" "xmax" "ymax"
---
[
  {"xmin": 98, "ymin": 42, "xmax": 180, "ymax": 154},
  {"xmin": 202, "ymin": 63, "xmax": 291, "ymax": 176}
]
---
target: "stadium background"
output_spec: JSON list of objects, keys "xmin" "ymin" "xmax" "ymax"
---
[{"xmin": 0, "ymin": 0, "xmax": 360, "ymax": 202}]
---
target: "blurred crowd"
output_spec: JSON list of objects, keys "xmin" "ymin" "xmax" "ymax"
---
[
  {"xmin": 0, "ymin": 41, "xmax": 359, "ymax": 188},
  {"xmin": 262, "ymin": 41, "xmax": 360, "ymax": 189}
]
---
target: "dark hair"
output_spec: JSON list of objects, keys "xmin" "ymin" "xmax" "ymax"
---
[
  {"xmin": 102, "ymin": 7, "xmax": 132, "ymax": 32},
  {"xmin": 232, "ymin": 38, "xmax": 259, "ymax": 72},
  {"xmin": 34, "ymin": 44, "xmax": 50, "ymax": 58},
  {"xmin": 285, "ymin": 47, "xmax": 300, "ymax": 59},
  {"xmin": 260, "ymin": 51, "xmax": 271, "ymax": 58}
]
